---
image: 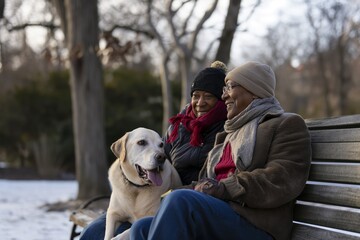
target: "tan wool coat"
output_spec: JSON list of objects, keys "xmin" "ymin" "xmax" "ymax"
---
[{"xmin": 199, "ymin": 113, "xmax": 312, "ymax": 240}]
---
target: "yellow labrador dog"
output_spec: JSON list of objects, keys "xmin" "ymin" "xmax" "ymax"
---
[{"xmin": 104, "ymin": 127, "xmax": 182, "ymax": 240}]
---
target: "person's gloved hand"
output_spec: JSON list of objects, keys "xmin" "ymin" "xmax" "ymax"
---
[{"xmin": 194, "ymin": 178, "xmax": 229, "ymax": 200}]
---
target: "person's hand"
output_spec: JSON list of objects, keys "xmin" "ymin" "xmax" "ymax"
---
[{"xmin": 194, "ymin": 178, "xmax": 229, "ymax": 200}]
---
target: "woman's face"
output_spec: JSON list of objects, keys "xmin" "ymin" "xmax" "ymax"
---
[
  {"xmin": 222, "ymin": 80, "xmax": 255, "ymax": 120},
  {"xmin": 191, "ymin": 91, "xmax": 218, "ymax": 117}
]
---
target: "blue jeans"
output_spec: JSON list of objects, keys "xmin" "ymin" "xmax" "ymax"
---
[
  {"xmin": 79, "ymin": 213, "xmax": 131, "ymax": 240},
  {"xmin": 130, "ymin": 189, "xmax": 273, "ymax": 240}
]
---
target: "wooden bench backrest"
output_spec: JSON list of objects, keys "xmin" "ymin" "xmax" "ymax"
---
[{"xmin": 291, "ymin": 114, "xmax": 360, "ymax": 240}]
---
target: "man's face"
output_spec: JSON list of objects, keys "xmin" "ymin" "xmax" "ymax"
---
[{"xmin": 222, "ymin": 81, "xmax": 255, "ymax": 119}]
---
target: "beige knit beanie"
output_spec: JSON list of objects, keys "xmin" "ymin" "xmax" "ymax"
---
[{"xmin": 225, "ymin": 61, "xmax": 276, "ymax": 98}]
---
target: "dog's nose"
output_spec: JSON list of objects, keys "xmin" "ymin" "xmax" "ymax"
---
[{"xmin": 155, "ymin": 153, "xmax": 166, "ymax": 163}]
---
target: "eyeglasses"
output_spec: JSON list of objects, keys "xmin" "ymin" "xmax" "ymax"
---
[{"xmin": 223, "ymin": 83, "xmax": 241, "ymax": 94}]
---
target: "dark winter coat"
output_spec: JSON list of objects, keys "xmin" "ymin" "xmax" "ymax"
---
[{"xmin": 164, "ymin": 106, "xmax": 225, "ymax": 185}]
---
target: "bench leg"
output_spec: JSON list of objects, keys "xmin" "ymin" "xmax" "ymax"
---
[{"xmin": 70, "ymin": 223, "xmax": 81, "ymax": 240}]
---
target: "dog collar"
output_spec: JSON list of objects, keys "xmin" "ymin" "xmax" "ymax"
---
[{"xmin": 119, "ymin": 163, "xmax": 150, "ymax": 188}]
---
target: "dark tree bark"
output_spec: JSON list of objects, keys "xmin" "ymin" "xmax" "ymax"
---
[
  {"xmin": 215, "ymin": 0, "xmax": 242, "ymax": 65},
  {"xmin": 0, "ymin": 0, "xmax": 4, "ymax": 19},
  {"xmin": 53, "ymin": 0, "xmax": 111, "ymax": 200}
]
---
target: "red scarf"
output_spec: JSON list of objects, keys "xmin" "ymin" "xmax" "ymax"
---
[
  {"xmin": 167, "ymin": 101, "xmax": 227, "ymax": 146},
  {"xmin": 215, "ymin": 143, "xmax": 235, "ymax": 181}
]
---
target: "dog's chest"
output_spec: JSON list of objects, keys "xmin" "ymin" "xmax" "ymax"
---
[{"xmin": 113, "ymin": 190, "xmax": 161, "ymax": 220}]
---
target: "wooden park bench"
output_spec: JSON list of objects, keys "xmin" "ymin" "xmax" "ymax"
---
[{"xmin": 69, "ymin": 114, "xmax": 360, "ymax": 240}]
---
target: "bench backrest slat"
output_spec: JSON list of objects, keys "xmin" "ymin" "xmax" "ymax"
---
[
  {"xmin": 292, "ymin": 115, "xmax": 360, "ymax": 240},
  {"xmin": 308, "ymin": 164, "xmax": 360, "ymax": 184},
  {"xmin": 298, "ymin": 184, "xmax": 360, "ymax": 208},
  {"xmin": 310, "ymin": 128, "xmax": 360, "ymax": 142},
  {"xmin": 311, "ymin": 142, "xmax": 360, "ymax": 161},
  {"xmin": 305, "ymin": 114, "xmax": 360, "ymax": 129},
  {"xmin": 292, "ymin": 223, "xmax": 360, "ymax": 240},
  {"xmin": 294, "ymin": 202, "xmax": 360, "ymax": 233}
]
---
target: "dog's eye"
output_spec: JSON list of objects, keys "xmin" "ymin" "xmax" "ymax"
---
[
  {"xmin": 159, "ymin": 142, "xmax": 164, "ymax": 148},
  {"xmin": 137, "ymin": 140, "xmax": 146, "ymax": 146}
]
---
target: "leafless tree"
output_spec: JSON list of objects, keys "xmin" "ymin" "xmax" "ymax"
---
[
  {"xmin": 215, "ymin": 0, "xmax": 261, "ymax": 65},
  {"xmin": 0, "ymin": 0, "xmax": 4, "ymax": 19},
  {"xmin": 306, "ymin": 0, "xmax": 359, "ymax": 116},
  {"xmin": 100, "ymin": 0, "xmax": 253, "ymax": 132},
  {"xmin": 306, "ymin": 1, "xmax": 332, "ymax": 116},
  {"xmin": 52, "ymin": 0, "xmax": 111, "ymax": 200}
]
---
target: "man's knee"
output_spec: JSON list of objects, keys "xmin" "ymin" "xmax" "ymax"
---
[
  {"xmin": 130, "ymin": 217, "xmax": 153, "ymax": 240},
  {"xmin": 163, "ymin": 189, "xmax": 196, "ymax": 203},
  {"xmin": 79, "ymin": 214, "xmax": 106, "ymax": 240}
]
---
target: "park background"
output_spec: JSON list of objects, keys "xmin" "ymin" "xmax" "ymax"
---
[{"xmin": 0, "ymin": 0, "xmax": 359, "ymax": 239}]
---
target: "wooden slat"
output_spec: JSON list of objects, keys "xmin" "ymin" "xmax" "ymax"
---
[
  {"xmin": 69, "ymin": 209, "xmax": 104, "ymax": 228},
  {"xmin": 306, "ymin": 115, "xmax": 360, "ymax": 129},
  {"xmin": 293, "ymin": 202, "xmax": 360, "ymax": 233},
  {"xmin": 308, "ymin": 163, "xmax": 360, "ymax": 184},
  {"xmin": 292, "ymin": 223, "xmax": 360, "ymax": 240},
  {"xmin": 311, "ymin": 142, "xmax": 360, "ymax": 162},
  {"xmin": 298, "ymin": 183, "xmax": 360, "ymax": 208},
  {"xmin": 310, "ymin": 128, "xmax": 360, "ymax": 142}
]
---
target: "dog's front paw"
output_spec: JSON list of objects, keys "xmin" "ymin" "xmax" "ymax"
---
[{"xmin": 111, "ymin": 229, "xmax": 130, "ymax": 240}]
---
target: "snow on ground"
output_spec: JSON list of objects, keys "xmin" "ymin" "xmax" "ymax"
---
[{"xmin": 0, "ymin": 179, "xmax": 78, "ymax": 240}]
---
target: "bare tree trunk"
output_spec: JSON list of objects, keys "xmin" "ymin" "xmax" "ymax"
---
[
  {"xmin": 215, "ymin": 0, "xmax": 242, "ymax": 65},
  {"xmin": 146, "ymin": 1, "xmax": 174, "ymax": 133},
  {"xmin": 337, "ymin": 33, "xmax": 350, "ymax": 115},
  {"xmin": 316, "ymin": 52, "xmax": 332, "ymax": 116},
  {"xmin": 31, "ymin": 134, "xmax": 63, "ymax": 178},
  {"xmin": 179, "ymin": 54, "xmax": 192, "ymax": 108},
  {"xmin": 65, "ymin": 0, "xmax": 110, "ymax": 200},
  {"xmin": 167, "ymin": 0, "xmax": 219, "ymax": 109},
  {"xmin": 306, "ymin": 5, "xmax": 332, "ymax": 116},
  {"xmin": 0, "ymin": 0, "xmax": 4, "ymax": 19},
  {"xmin": 51, "ymin": 0, "xmax": 67, "ymax": 44},
  {"xmin": 159, "ymin": 56, "xmax": 173, "ymax": 134}
]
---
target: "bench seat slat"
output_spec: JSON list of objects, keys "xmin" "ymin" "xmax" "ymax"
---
[
  {"xmin": 308, "ymin": 163, "xmax": 360, "ymax": 184},
  {"xmin": 70, "ymin": 209, "xmax": 104, "ymax": 228},
  {"xmin": 297, "ymin": 184, "xmax": 360, "ymax": 208},
  {"xmin": 291, "ymin": 223, "xmax": 360, "ymax": 240},
  {"xmin": 293, "ymin": 202, "xmax": 360, "ymax": 233}
]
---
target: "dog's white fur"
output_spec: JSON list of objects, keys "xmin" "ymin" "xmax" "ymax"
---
[{"xmin": 104, "ymin": 127, "xmax": 182, "ymax": 240}]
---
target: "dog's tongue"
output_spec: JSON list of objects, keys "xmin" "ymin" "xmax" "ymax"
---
[{"xmin": 147, "ymin": 170, "xmax": 163, "ymax": 186}]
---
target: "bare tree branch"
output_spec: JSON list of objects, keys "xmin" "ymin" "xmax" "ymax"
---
[
  {"xmin": 147, "ymin": 0, "xmax": 174, "ymax": 132},
  {"xmin": 240, "ymin": 0, "xmax": 261, "ymax": 24},
  {"xmin": 180, "ymin": 0, "xmax": 197, "ymax": 38},
  {"xmin": 104, "ymin": 24, "xmax": 155, "ymax": 39},
  {"xmin": 199, "ymin": 36, "xmax": 220, "ymax": 63},
  {"xmin": 167, "ymin": 0, "xmax": 187, "ymax": 54},
  {"xmin": 7, "ymin": 22, "xmax": 59, "ymax": 32},
  {"xmin": 189, "ymin": 0, "xmax": 218, "ymax": 51},
  {"xmin": 172, "ymin": 0, "xmax": 192, "ymax": 15}
]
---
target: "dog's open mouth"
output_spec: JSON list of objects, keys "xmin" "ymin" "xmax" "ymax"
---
[{"xmin": 135, "ymin": 164, "xmax": 163, "ymax": 186}]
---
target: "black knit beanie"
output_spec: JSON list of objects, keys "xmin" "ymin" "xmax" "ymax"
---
[{"xmin": 190, "ymin": 61, "xmax": 227, "ymax": 100}]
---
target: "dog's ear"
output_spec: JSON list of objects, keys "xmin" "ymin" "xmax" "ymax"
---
[{"xmin": 111, "ymin": 132, "xmax": 128, "ymax": 162}]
